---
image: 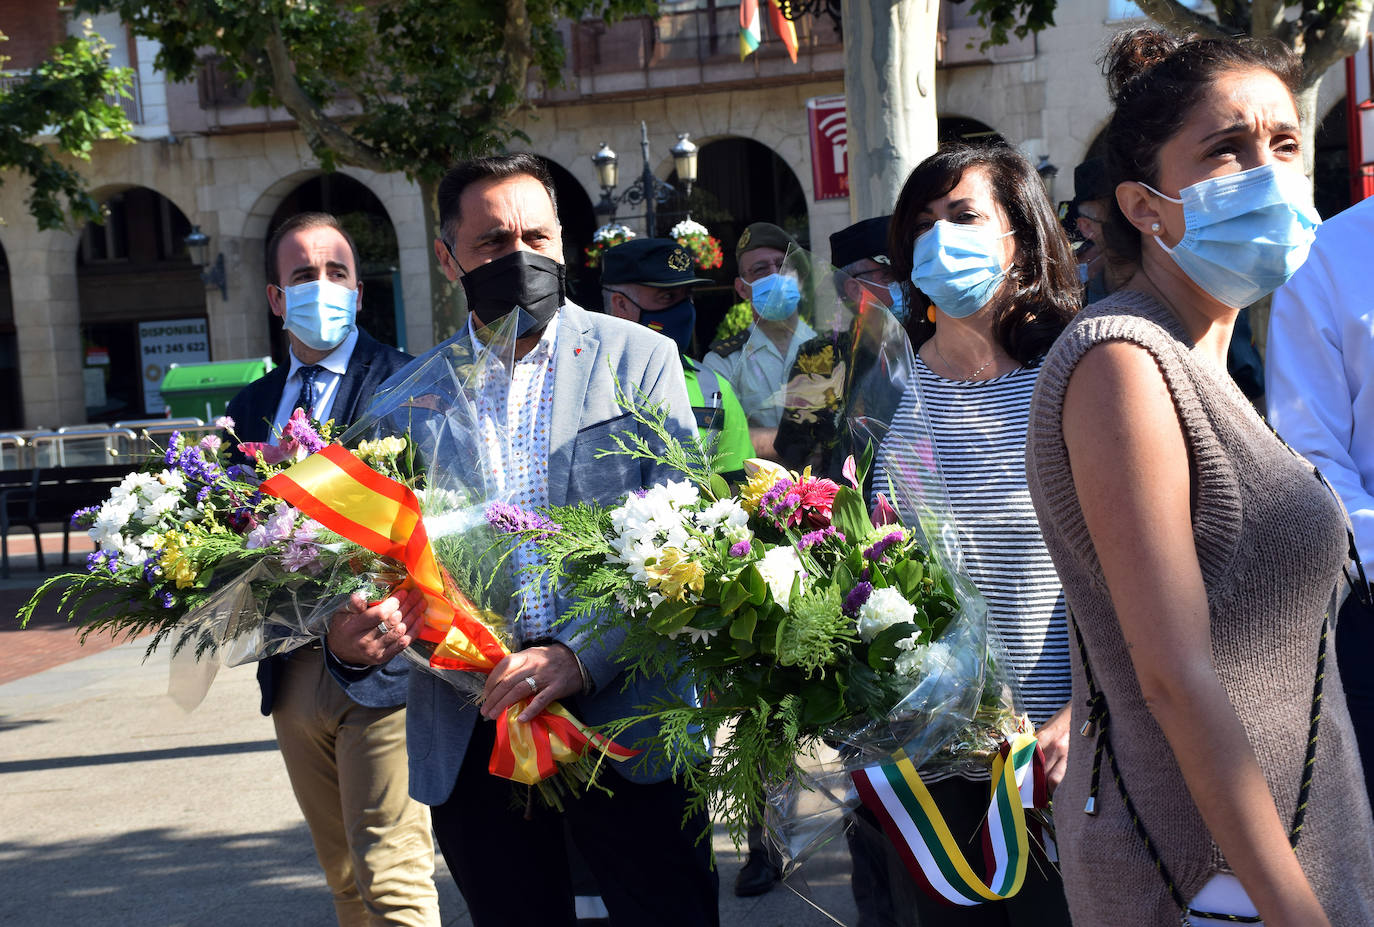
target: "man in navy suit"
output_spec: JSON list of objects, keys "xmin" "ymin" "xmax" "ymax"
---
[
  {"xmin": 326, "ymin": 156, "xmax": 720, "ymax": 926},
  {"xmin": 226, "ymin": 212, "xmax": 439, "ymax": 927}
]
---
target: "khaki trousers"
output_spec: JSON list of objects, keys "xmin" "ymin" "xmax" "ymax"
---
[{"xmin": 273, "ymin": 647, "xmax": 440, "ymax": 927}]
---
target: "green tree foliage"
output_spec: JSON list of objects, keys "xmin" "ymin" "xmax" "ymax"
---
[
  {"xmin": 0, "ymin": 24, "xmax": 134, "ymax": 230},
  {"xmin": 960, "ymin": 0, "xmax": 1374, "ymax": 141},
  {"xmin": 77, "ymin": 0, "xmax": 654, "ymax": 338}
]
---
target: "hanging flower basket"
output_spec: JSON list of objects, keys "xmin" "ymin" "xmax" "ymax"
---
[
  {"xmin": 669, "ymin": 218, "xmax": 724, "ymax": 271},
  {"xmin": 585, "ymin": 223, "xmax": 637, "ymax": 269}
]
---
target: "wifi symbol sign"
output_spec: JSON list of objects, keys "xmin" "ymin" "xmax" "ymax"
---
[
  {"xmin": 807, "ymin": 95, "xmax": 850, "ymax": 200},
  {"xmin": 817, "ymin": 111, "xmax": 848, "ymax": 177}
]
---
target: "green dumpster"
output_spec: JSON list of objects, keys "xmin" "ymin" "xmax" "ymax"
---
[{"xmin": 160, "ymin": 358, "xmax": 274, "ymax": 420}]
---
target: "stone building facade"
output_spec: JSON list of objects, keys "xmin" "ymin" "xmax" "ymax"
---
[{"xmin": 0, "ymin": 0, "xmax": 1360, "ymax": 429}]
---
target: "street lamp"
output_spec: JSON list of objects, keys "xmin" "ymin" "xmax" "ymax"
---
[
  {"xmin": 1036, "ymin": 154, "xmax": 1059, "ymax": 201},
  {"xmin": 589, "ymin": 122, "xmax": 689, "ymax": 236},
  {"xmin": 184, "ymin": 225, "xmax": 228, "ymax": 302},
  {"xmin": 670, "ymin": 133, "xmax": 699, "ymax": 200}
]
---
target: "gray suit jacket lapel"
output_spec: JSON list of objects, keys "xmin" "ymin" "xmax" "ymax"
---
[{"xmin": 548, "ymin": 303, "xmax": 597, "ymax": 508}]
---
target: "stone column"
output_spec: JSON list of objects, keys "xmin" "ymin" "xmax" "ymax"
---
[
  {"xmin": 843, "ymin": 0, "xmax": 941, "ymax": 222},
  {"xmin": 14, "ymin": 231, "xmax": 85, "ymax": 428}
]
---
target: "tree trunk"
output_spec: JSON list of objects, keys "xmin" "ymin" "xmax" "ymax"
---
[
  {"xmin": 419, "ymin": 175, "xmax": 466, "ymax": 344},
  {"xmin": 843, "ymin": 0, "xmax": 940, "ymax": 222}
]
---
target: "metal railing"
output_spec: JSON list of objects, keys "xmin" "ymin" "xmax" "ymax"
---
[{"xmin": 0, "ymin": 418, "xmax": 215, "ymax": 469}]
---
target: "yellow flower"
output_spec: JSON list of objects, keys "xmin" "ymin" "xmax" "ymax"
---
[
  {"xmin": 357, "ymin": 435, "xmax": 407, "ymax": 463},
  {"xmin": 646, "ymin": 548, "xmax": 705, "ymax": 602},
  {"xmin": 795, "ymin": 345, "xmax": 834, "ymax": 376},
  {"xmin": 159, "ymin": 532, "xmax": 198, "ymax": 589},
  {"xmin": 739, "ymin": 458, "xmax": 790, "ymax": 514}
]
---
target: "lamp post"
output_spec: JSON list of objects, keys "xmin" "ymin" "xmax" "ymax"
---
[
  {"xmin": 590, "ymin": 123, "xmax": 700, "ymax": 236},
  {"xmin": 184, "ymin": 225, "xmax": 228, "ymax": 302},
  {"xmin": 1036, "ymin": 154, "xmax": 1060, "ymax": 202}
]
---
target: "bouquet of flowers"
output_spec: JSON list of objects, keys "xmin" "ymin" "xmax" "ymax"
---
[
  {"xmin": 18, "ymin": 412, "xmax": 349, "ymax": 661},
  {"xmin": 668, "ymin": 218, "xmax": 723, "ymax": 271},
  {"xmin": 583, "ymin": 223, "xmax": 636, "ymax": 269},
  {"xmin": 494, "ymin": 396, "xmax": 1021, "ymax": 849},
  {"xmin": 20, "ymin": 314, "xmax": 637, "ymax": 799}
]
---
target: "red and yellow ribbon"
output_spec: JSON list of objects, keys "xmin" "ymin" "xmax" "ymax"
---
[{"xmin": 262, "ymin": 444, "xmax": 636, "ymax": 785}]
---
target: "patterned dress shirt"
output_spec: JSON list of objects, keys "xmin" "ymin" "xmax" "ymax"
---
[{"xmin": 472, "ymin": 314, "xmax": 560, "ymax": 642}]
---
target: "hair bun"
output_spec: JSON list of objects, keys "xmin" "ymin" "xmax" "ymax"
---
[{"xmin": 1104, "ymin": 28, "xmax": 1181, "ymax": 104}]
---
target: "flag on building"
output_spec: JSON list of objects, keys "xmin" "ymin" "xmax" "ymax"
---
[
  {"xmin": 767, "ymin": 0, "xmax": 799, "ymax": 64},
  {"xmin": 740, "ymin": 0, "xmax": 761, "ymax": 60}
]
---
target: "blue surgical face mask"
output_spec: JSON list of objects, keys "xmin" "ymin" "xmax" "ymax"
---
[
  {"xmin": 750, "ymin": 273, "xmax": 802, "ymax": 321},
  {"xmin": 278, "ymin": 279, "xmax": 358, "ymax": 351},
  {"xmin": 1139, "ymin": 163, "xmax": 1320, "ymax": 309},
  {"xmin": 910, "ymin": 220, "xmax": 1013, "ymax": 319},
  {"xmin": 886, "ymin": 282, "xmax": 909, "ymax": 322}
]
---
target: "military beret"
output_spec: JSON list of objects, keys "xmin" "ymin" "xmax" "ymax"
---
[
  {"xmin": 735, "ymin": 222, "xmax": 798, "ymax": 261},
  {"xmin": 602, "ymin": 238, "xmax": 712, "ymax": 287},
  {"xmin": 829, "ymin": 216, "xmax": 892, "ymax": 270}
]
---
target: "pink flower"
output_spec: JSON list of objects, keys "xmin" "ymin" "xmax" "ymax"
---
[
  {"xmin": 871, "ymin": 492, "xmax": 899, "ymax": 527},
  {"xmin": 199, "ymin": 434, "xmax": 222, "ymax": 454},
  {"xmin": 793, "ymin": 474, "xmax": 840, "ymax": 529},
  {"xmin": 236, "ymin": 438, "xmax": 302, "ymax": 465},
  {"xmin": 214, "ymin": 415, "xmax": 235, "ymax": 430},
  {"xmin": 842, "ymin": 455, "xmax": 860, "ymax": 491}
]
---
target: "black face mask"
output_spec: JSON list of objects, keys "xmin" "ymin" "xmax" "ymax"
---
[{"xmin": 459, "ymin": 251, "xmax": 566, "ymax": 337}]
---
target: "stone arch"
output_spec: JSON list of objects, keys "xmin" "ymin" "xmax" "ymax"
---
[
  {"xmin": 261, "ymin": 173, "xmax": 404, "ymax": 363},
  {"xmin": 533, "ymin": 156, "xmax": 600, "ymax": 311},
  {"xmin": 240, "ymin": 166, "xmax": 430, "ymax": 359},
  {"xmin": 657, "ymin": 134, "xmax": 808, "ymax": 346}
]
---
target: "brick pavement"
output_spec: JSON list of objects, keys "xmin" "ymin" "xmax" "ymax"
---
[{"xmin": 0, "ymin": 529, "xmax": 118, "ymax": 685}]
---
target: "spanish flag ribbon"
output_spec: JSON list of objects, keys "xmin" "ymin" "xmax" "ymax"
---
[
  {"xmin": 262, "ymin": 443, "xmax": 636, "ymax": 785},
  {"xmin": 851, "ymin": 731, "xmax": 1046, "ymax": 906}
]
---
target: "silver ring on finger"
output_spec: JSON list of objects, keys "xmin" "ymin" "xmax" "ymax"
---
[
  {"xmin": 524, "ymin": 675, "xmax": 538, "ymax": 694},
  {"xmin": 376, "ymin": 621, "xmax": 390, "ymax": 637}
]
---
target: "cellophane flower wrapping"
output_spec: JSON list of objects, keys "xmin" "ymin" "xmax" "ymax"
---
[
  {"xmin": 501, "ymin": 244, "xmax": 1026, "ymax": 876},
  {"xmin": 292, "ymin": 311, "xmax": 526, "ymax": 701}
]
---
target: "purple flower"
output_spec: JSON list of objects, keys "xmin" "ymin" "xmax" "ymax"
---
[
  {"xmin": 796, "ymin": 526, "xmax": 844, "ymax": 551},
  {"xmin": 863, "ymin": 529, "xmax": 906, "ymax": 562},
  {"xmin": 159, "ymin": 590, "xmax": 175, "ymax": 608},
  {"xmin": 281, "ymin": 541, "xmax": 319, "ymax": 574},
  {"xmin": 70, "ymin": 505, "xmax": 99, "ymax": 528},
  {"xmin": 85, "ymin": 551, "xmax": 103, "ymax": 573},
  {"xmin": 729, "ymin": 540, "xmax": 752, "ymax": 558},
  {"xmin": 247, "ymin": 502, "xmax": 298, "ymax": 550},
  {"xmin": 163, "ymin": 432, "xmax": 183, "ymax": 466},
  {"xmin": 843, "ymin": 581, "xmax": 874, "ymax": 617},
  {"xmin": 485, "ymin": 501, "xmax": 561, "ymax": 540},
  {"xmin": 142, "ymin": 552, "xmax": 164, "ymax": 584},
  {"xmin": 282, "ymin": 410, "xmax": 325, "ymax": 454}
]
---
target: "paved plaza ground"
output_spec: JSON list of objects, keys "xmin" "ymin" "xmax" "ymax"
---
[{"xmin": 0, "ymin": 533, "xmax": 859, "ymax": 926}]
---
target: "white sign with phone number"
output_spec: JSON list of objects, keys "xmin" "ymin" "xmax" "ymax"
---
[{"xmin": 140, "ymin": 318, "xmax": 209, "ymax": 415}]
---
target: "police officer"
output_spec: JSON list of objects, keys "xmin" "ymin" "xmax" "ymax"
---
[{"xmin": 601, "ymin": 238, "xmax": 754, "ymax": 476}]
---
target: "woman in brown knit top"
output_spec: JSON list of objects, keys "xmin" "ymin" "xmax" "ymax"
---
[{"xmin": 1026, "ymin": 29, "xmax": 1374, "ymax": 926}]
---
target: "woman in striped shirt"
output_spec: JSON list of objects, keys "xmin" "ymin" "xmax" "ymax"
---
[{"xmin": 870, "ymin": 144, "xmax": 1079, "ymax": 926}]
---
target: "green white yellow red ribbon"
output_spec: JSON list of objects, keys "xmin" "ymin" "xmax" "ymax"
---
[
  {"xmin": 851, "ymin": 731, "xmax": 1046, "ymax": 906},
  {"xmin": 262, "ymin": 443, "xmax": 636, "ymax": 785}
]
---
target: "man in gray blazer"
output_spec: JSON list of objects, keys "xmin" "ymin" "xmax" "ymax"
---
[{"xmin": 326, "ymin": 154, "xmax": 720, "ymax": 927}]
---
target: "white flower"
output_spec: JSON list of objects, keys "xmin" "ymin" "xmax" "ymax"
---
[
  {"xmin": 592, "ymin": 223, "xmax": 635, "ymax": 243},
  {"xmin": 666, "ymin": 625, "xmax": 719, "ymax": 644},
  {"xmin": 696, "ymin": 498, "xmax": 747, "ymax": 532},
  {"xmin": 756, "ymin": 545, "xmax": 805, "ymax": 611},
  {"xmin": 894, "ymin": 640, "xmax": 951, "ymax": 679},
  {"xmin": 856, "ymin": 587, "xmax": 917, "ymax": 642},
  {"xmin": 661, "ymin": 480, "xmax": 700, "ymax": 510},
  {"xmin": 670, "ymin": 218, "xmax": 710, "ymax": 239},
  {"xmin": 92, "ymin": 496, "xmax": 138, "ymax": 541}
]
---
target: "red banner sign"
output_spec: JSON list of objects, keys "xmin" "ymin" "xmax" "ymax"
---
[{"xmin": 807, "ymin": 95, "xmax": 849, "ymax": 201}]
